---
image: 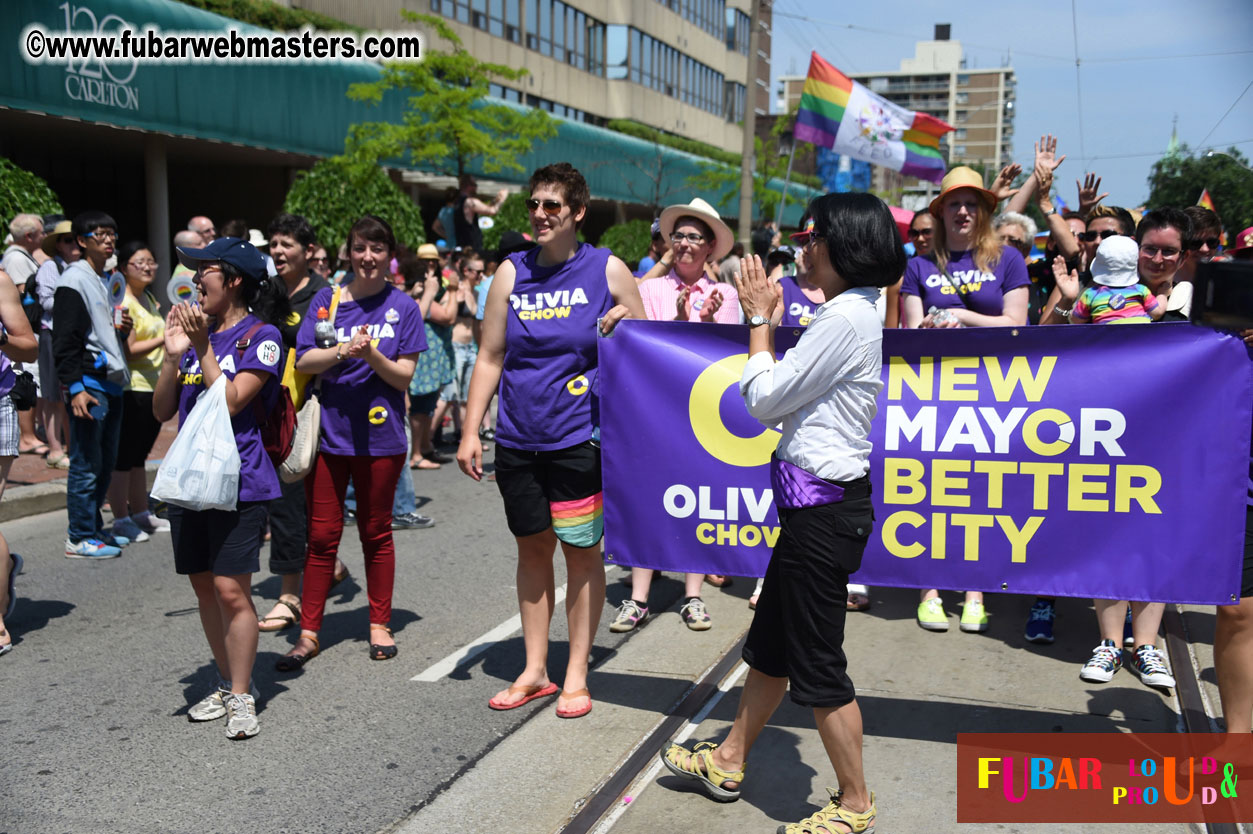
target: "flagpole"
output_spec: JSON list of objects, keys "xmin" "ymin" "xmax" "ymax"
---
[
  {"xmin": 774, "ymin": 130, "xmax": 797, "ymax": 231},
  {"xmin": 738, "ymin": 0, "xmax": 765, "ymax": 244}
]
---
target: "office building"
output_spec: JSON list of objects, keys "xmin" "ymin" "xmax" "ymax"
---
[{"xmin": 298, "ymin": 0, "xmax": 773, "ymax": 154}]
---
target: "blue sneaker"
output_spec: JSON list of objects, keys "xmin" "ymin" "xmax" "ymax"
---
[
  {"xmin": 111, "ymin": 517, "xmax": 150, "ymax": 543},
  {"xmin": 65, "ymin": 538, "xmax": 122, "ymax": 559},
  {"xmin": 98, "ymin": 532, "xmax": 129, "ymax": 548},
  {"xmin": 1024, "ymin": 599, "xmax": 1055, "ymax": 644},
  {"xmin": 1123, "ymin": 607, "xmax": 1135, "ymax": 647}
]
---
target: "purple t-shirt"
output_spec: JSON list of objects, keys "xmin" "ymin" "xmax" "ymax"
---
[
  {"xmin": 176, "ymin": 315, "xmax": 283, "ymax": 503},
  {"xmin": 0, "ymin": 349, "xmax": 12, "ymax": 398},
  {"xmin": 496, "ymin": 243, "xmax": 614, "ymax": 451},
  {"xmin": 296, "ymin": 284, "xmax": 427, "ymax": 456},
  {"xmin": 780, "ymin": 275, "xmax": 820, "ymax": 327},
  {"xmin": 900, "ymin": 245, "xmax": 1029, "ymax": 317}
]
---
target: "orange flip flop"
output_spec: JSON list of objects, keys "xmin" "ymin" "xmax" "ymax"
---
[
  {"xmin": 488, "ymin": 682, "xmax": 559, "ymax": 711},
  {"xmin": 555, "ymin": 688, "xmax": 592, "ymax": 719}
]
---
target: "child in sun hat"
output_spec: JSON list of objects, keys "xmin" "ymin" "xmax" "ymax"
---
[{"xmin": 1068, "ymin": 235, "xmax": 1166, "ymax": 324}]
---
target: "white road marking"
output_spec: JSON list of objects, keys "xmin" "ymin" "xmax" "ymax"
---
[
  {"xmin": 411, "ymin": 564, "xmax": 614, "ymax": 682},
  {"xmin": 591, "ymin": 661, "xmax": 749, "ymax": 834}
]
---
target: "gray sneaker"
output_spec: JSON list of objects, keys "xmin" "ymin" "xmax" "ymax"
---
[
  {"xmin": 609, "ymin": 599, "xmax": 649, "ymax": 633},
  {"xmin": 225, "ymin": 692, "xmax": 259, "ymax": 739},
  {"xmin": 188, "ymin": 678, "xmax": 259, "ymax": 722},
  {"xmin": 392, "ymin": 512, "xmax": 435, "ymax": 530}
]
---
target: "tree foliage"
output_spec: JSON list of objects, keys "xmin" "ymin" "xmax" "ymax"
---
[
  {"xmin": 283, "ymin": 156, "xmax": 425, "ymax": 251},
  {"xmin": 171, "ymin": 0, "xmax": 352, "ymax": 33},
  {"xmin": 0, "ymin": 157, "xmax": 62, "ymax": 227},
  {"xmin": 1148, "ymin": 145, "xmax": 1253, "ymax": 235},
  {"xmin": 597, "ymin": 220, "xmax": 652, "ymax": 268},
  {"xmin": 347, "ymin": 12, "xmax": 557, "ymax": 178},
  {"xmin": 479, "ymin": 194, "xmax": 532, "ymax": 253},
  {"xmin": 687, "ymin": 135, "xmax": 787, "ymax": 224}
]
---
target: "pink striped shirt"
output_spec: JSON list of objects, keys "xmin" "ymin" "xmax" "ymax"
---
[{"xmin": 638, "ymin": 272, "xmax": 741, "ymax": 324}]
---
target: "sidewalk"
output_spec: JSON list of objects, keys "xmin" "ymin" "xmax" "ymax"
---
[
  {"xmin": 394, "ymin": 585, "xmax": 1199, "ymax": 834},
  {"xmin": 0, "ymin": 418, "xmax": 177, "ymax": 522}
]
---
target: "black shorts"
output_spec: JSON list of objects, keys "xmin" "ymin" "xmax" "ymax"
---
[
  {"xmin": 742, "ymin": 481, "xmax": 874, "ymax": 709},
  {"xmin": 170, "ymin": 501, "xmax": 268, "ymax": 576},
  {"xmin": 494, "ymin": 440, "xmax": 603, "ymax": 546},
  {"xmin": 116, "ymin": 390, "xmax": 162, "ymax": 471},
  {"xmin": 409, "ymin": 390, "xmax": 440, "ymax": 417},
  {"xmin": 1241, "ymin": 506, "xmax": 1253, "ymax": 599}
]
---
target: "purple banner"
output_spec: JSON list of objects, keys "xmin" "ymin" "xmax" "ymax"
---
[{"xmin": 600, "ymin": 320, "xmax": 1252, "ymax": 604}]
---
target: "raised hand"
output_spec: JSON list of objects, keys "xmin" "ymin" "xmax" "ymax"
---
[
  {"xmin": 163, "ymin": 306, "xmax": 191, "ymax": 356},
  {"xmin": 991, "ymin": 163, "xmax": 1023, "ymax": 202},
  {"xmin": 346, "ymin": 324, "xmax": 372, "ymax": 358},
  {"xmin": 1033, "ymin": 134, "xmax": 1067, "ymax": 175},
  {"xmin": 733, "ymin": 255, "xmax": 779, "ymax": 320},
  {"xmin": 1077, "ymin": 173, "xmax": 1109, "ymax": 216},
  {"xmin": 174, "ymin": 302, "xmax": 209, "ymax": 352},
  {"xmin": 1052, "ymin": 255, "xmax": 1081, "ymax": 303},
  {"xmin": 675, "ymin": 286, "xmax": 692, "ymax": 321},
  {"xmin": 700, "ymin": 288, "xmax": 724, "ymax": 322}
]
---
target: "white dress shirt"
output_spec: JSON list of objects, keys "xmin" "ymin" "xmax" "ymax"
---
[{"xmin": 739, "ymin": 286, "xmax": 883, "ymax": 482}]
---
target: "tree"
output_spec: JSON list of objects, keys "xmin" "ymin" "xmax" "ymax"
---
[
  {"xmin": 283, "ymin": 156, "xmax": 425, "ymax": 251},
  {"xmin": 0, "ymin": 157, "xmax": 62, "ymax": 227},
  {"xmin": 597, "ymin": 219, "xmax": 652, "ymax": 268},
  {"xmin": 480, "ymin": 193, "xmax": 531, "ymax": 253},
  {"xmin": 1148, "ymin": 145, "xmax": 1253, "ymax": 235},
  {"xmin": 685, "ymin": 112, "xmax": 799, "ymax": 225},
  {"xmin": 346, "ymin": 12, "xmax": 557, "ymax": 178}
]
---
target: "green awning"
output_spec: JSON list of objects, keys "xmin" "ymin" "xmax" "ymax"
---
[{"xmin": 2, "ymin": 0, "xmax": 816, "ymax": 223}]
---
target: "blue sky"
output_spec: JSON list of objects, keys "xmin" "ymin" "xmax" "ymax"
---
[{"xmin": 768, "ymin": 0, "xmax": 1253, "ymax": 207}]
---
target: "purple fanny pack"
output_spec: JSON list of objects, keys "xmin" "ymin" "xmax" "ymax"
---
[{"xmin": 770, "ymin": 456, "xmax": 847, "ymax": 509}]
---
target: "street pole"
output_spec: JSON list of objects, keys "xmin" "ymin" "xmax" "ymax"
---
[
  {"xmin": 774, "ymin": 135, "xmax": 797, "ymax": 231},
  {"xmin": 737, "ymin": 0, "xmax": 765, "ymax": 244}
]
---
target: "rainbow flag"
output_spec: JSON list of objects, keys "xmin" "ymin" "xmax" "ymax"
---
[{"xmin": 794, "ymin": 52, "xmax": 954, "ymax": 184}]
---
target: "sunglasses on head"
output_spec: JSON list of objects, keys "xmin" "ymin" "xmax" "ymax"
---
[
  {"xmin": 1079, "ymin": 229, "xmax": 1120, "ymax": 242},
  {"xmin": 525, "ymin": 198, "xmax": 564, "ymax": 215},
  {"xmin": 1186, "ymin": 237, "xmax": 1222, "ymax": 251}
]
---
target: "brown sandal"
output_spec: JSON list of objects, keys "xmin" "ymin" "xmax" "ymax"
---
[{"xmin": 258, "ymin": 597, "xmax": 301, "ymax": 632}]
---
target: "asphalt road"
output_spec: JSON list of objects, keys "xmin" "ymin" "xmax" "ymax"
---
[{"xmin": 0, "ymin": 458, "xmax": 694, "ymax": 834}]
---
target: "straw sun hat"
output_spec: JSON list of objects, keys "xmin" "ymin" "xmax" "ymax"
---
[
  {"xmin": 928, "ymin": 166, "xmax": 998, "ymax": 218},
  {"xmin": 659, "ymin": 198, "xmax": 735, "ymax": 261}
]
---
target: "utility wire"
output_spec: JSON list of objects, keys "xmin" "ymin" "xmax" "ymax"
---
[
  {"xmin": 1196, "ymin": 79, "xmax": 1253, "ymax": 152},
  {"xmin": 1082, "ymin": 138, "xmax": 1253, "ymax": 162}
]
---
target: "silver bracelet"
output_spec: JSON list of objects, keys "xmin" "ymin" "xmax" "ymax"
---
[{"xmin": 1054, "ymin": 306, "xmax": 1072, "ymax": 318}]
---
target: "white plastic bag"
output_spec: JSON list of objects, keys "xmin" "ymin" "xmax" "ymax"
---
[{"xmin": 151, "ymin": 376, "xmax": 241, "ymax": 512}]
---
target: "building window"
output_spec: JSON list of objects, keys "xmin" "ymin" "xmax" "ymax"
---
[
  {"xmin": 954, "ymin": 128, "xmax": 967, "ymax": 140},
  {"xmin": 606, "ymin": 25, "xmax": 628, "ymax": 79},
  {"xmin": 662, "ymin": 0, "xmax": 725, "ymax": 39},
  {"xmin": 724, "ymin": 8, "xmax": 749, "ymax": 54},
  {"xmin": 724, "ymin": 80, "xmax": 745, "ymax": 123}
]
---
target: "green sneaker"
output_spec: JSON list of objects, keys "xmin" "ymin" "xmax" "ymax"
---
[
  {"xmin": 916, "ymin": 598, "xmax": 948, "ymax": 631},
  {"xmin": 960, "ymin": 600, "xmax": 989, "ymax": 633}
]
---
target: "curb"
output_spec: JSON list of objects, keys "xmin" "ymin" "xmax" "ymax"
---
[{"xmin": 0, "ymin": 462, "xmax": 159, "ymax": 524}]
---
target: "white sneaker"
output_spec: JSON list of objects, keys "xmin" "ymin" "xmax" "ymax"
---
[
  {"xmin": 225, "ymin": 692, "xmax": 259, "ymax": 739},
  {"xmin": 189, "ymin": 678, "xmax": 259, "ymax": 722}
]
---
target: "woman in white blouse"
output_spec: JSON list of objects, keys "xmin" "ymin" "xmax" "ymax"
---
[{"xmin": 661, "ymin": 193, "xmax": 905, "ymax": 834}]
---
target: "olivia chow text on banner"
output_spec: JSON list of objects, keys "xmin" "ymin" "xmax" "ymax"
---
[{"xmin": 598, "ymin": 321, "xmax": 1251, "ymax": 604}]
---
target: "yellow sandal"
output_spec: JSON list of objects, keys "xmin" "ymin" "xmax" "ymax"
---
[
  {"xmin": 659, "ymin": 741, "xmax": 744, "ymax": 802},
  {"xmin": 777, "ymin": 789, "xmax": 876, "ymax": 834}
]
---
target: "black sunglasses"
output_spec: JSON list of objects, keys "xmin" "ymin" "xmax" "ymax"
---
[
  {"xmin": 1079, "ymin": 229, "xmax": 1120, "ymax": 242},
  {"xmin": 1186, "ymin": 237, "xmax": 1222, "ymax": 251},
  {"xmin": 908, "ymin": 228, "xmax": 933, "ymax": 238},
  {"xmin": 525, "ymin": 198, "xmax": 564, "ymax": 215}
]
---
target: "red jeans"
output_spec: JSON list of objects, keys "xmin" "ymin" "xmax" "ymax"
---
[{"xmin": 301, "ymin": 452, "xmax": 406, "ymax": 632}]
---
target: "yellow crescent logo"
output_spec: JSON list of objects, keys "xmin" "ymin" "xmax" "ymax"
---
[
  {"xmin": 566, "ymin": 375, "xmax": 589, "ymax": 396},
  {"xmin": 368, "ymin": 406, "xmax": 388, "ymax": 425},
  {"xmin": 689, "ymin": 354, "xmax": 780, "ymax": 468},
  {"xmin": 286, "ymin": 311, "xmax": 301, "ymax": 326}
]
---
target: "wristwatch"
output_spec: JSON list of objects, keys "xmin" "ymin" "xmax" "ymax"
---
[
  {"xmin": 1042, "ymin": 205, "xmax": 1058, "ymax": 217},
  {"xmin": 747, "ymin": 315, "xmax": 770, "ymax": 328}
]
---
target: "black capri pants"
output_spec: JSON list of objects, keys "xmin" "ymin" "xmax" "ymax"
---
[
  {"xmin": 115, "ymin": 390, "xmax": 163, "ymax": 472},
  {"xmin": 742, "ymin": 477, "xmax": 874, "ymax": 709}
]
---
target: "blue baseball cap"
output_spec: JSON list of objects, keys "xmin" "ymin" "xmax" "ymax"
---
[{"xmin": 176, "ymin": 236, "xmax": 268, "ymax": 282}]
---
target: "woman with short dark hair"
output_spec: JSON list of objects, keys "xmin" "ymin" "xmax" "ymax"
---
[
  {"xmin": 662, "ymin": 192, "xmax": 902, "ymax": 833},
  {"xmin": 458, "ymin": 163, "xmax": 644, "ymax": 718}
]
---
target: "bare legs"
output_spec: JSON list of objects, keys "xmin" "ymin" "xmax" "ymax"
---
[
  {"xmin": 1093, "ymin": 599, "xmax": 1163, "ymax": 645},
  {"xmin": 1216, "ymin": 596, "xmax": 1253, "ymax": 734},
  {"xmin": 699, "ymin": 668, "xmax": 871, "ymax": 815},
  {"xmin": 628, "ymin": 567, "xmax": 704, "ymax": 606},
  {"xmin": 189, "ymin": 571, "xmax": 258, "ymax": 693},
  {"xmin": 492, "ymin": 528, "xmax": 605, "ymax": 712}
]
